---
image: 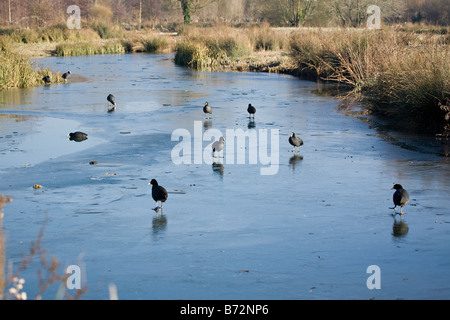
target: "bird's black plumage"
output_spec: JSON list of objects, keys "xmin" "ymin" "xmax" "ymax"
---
[
  {"xmin": 107, "ymin": 94, "xmax": 116, "ymax": 112},
  {"xmin": 62, "ymin": 71, "xmax": 71, "ymax": 80},
  {"xmin": 392, "ymin": 184, "xmax": 409, "ymax": 214},
  {"xmin": 69, "ymin": 131, "xmax": 88, "ymax": 142},
  {"xmin": 107, "ymin": 94, "xmax": 116, "ymax": 106},
  {"xmin": 247, "ymin": 104, "xmax": 256, "ymax": 117},
  {"xmin": 289, "ymin": 132, "xmax": 303, "ymax": 153},
  {"xmin": 42, "ymin": 75, "xmax": 51, "ymax": 84},
  {"xmin": 149, "ymin": 179, "xmax": 168, "ymax": 209},
  {"xmin": 203, "ymin": 102, "xmax": 212, "ymax": 118}
]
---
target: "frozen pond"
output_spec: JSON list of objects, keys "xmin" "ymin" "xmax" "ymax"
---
[{"xmin": 1, "ymin": 53, "xmax": 450, "ymax": 300}]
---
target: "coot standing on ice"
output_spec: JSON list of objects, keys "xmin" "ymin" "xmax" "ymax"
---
[
  {"xmin": 212, "ymin": 137, "xmax": 225, "ymax": 158},
  {"xmin": 107, "ymin": 94, "xmax": 116, "ymax": 112},
  {"xmin": 247, "ymin": 103, "xmax": 256, "ymax": 118},
  {"xmin": 392, "ymin": 184, "xmax": 410, "ymax": 214},
  {"xmin": 149, "ymin": 179, "xmax": 168, "ymax": 211},
  {"xmin": 203, "ymin": 102, "xmax": 212, "ymax": 118},
  {"xmin": 289, "ymin": 132, "xmax": 303, "ymax": 153}
]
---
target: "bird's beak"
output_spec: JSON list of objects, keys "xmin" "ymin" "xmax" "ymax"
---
[{"xmin": 148, "ymin": 182, "xmax": 151, "ymax": 185}]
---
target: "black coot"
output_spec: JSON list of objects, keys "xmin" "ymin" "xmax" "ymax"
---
[
  {"xmin": 392, "ymin": 184, "xmax": 409, "ymax": 214},
  {"xmin": 107, "ymin": 94, "xmax": 116, "ymax": 112},
  {"xmin": 62, "ymin": 71, "xmax": 71, "ymax": 80},
  {"xmin": 289, "ymin": 132, "xmax": 303, "ymax": 153},
  {"xmin": 203, "ymin": 102, "xmax": 212, "ymax": 118},
  {"xmin": 247, "ymin": 104, "xmax": 256, "ymax": 118},
  {"xmin": 42, "ymin": 75, "xmax": 51, "ymax": 84},
  {"xmin": 149, "ymin": 179, "xmax": 168, "ymax": 210},
  {"xmin": 69, "ymin": 131, "xmax": 88, "ymax": 142}
]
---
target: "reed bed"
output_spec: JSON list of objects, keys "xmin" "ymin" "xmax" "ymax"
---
[
  {"xmin": 122, "ymin": 35, "xmax": 174, "ymax": 53},
  {"xmin": 0, "ymin": 25, "xmax": 101, "ymax": 44},
  {"xmin": 289, "ymin": 27, "xmax": 450, "ymax": 133},
  {"xmin": 55, "ymin": 34, "xmax": 173, "ymax": 56},
  {"xmin": 0, "ymin": 37, "xmax": 63, "ymax": 89},
  {"xmin": 54, "ymin": 41, "xmax": 125, "ymax": 56},
  {"xmin": 174, "ymin": 25, "xmax": 292, "ymax": 70},
  {"xmin": 175, "ymin": 25, "xmax": 253, "ymax": 70}
]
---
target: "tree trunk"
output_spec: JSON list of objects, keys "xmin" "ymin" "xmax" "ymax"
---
[
  {"xmin": 8, "ymin": 0, "xmax": 12, "ymax": 24},
  {"xmin": 180, "ymin": 0, "xmax": 191, "ymax": 24}
]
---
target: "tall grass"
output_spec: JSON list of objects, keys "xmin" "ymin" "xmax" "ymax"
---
[
  {"xmin": 367, "ymin": 43, "xmax": 449, "ymax": 132},
  {"xmin": 249, "ymin": 23, "xmax": 289, "ymax": 51},
  {"xmin": 0, "ymin": 25, "xmax": 101, "ymax": 44},
  {"xmin": 290, "ymin": 28, "xmax": 450, "ymax": 133},
  {"xmin": 174, "ymin": 26, "xmax": 255, "ymax": 70},
  {"xmin": 55, "ymin": 41, "xmax": 125, "ymax": 56},
  {"xmin": 175, "ymin": 40, "xmax": 214, "ymax": 70},
  {"xmin": 174, "ymin": 25, "xmax": 293, "ymax": 71},
  {"xmin": 134, "ymin": 35, "xmax": 173, "ymax": 53},
  {"xmin": 0, "ymin": 37, "xmax": 62, "ymax": 89}
]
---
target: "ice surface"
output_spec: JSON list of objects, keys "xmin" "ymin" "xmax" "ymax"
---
[{"xmin": 0, "ymin": 54, "xmax": 449, "ymax": 300}]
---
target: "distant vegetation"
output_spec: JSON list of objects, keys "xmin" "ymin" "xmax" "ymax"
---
[{"xmin": 0, "ymin": 0, "xmax": 448, "ymax": 29}]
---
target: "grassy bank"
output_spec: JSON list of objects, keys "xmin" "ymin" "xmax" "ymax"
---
[
  {"xmin": 174, "ymin": 24, "xmax": 291, "ymax": 71},
  {"xmin": 54, "ymin": 40, "xmax": 125, "ymax": 56},
  {"xmin": 289, "ymin": 27, "xmax": 450, "ymax": 133},
  {"xmin": 52, "ymin": 34, "xmax": 174, "ymax": 56},
  {"xmin": 0, "ymin": 36, "xmax": 63, "ymax": 89}
]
